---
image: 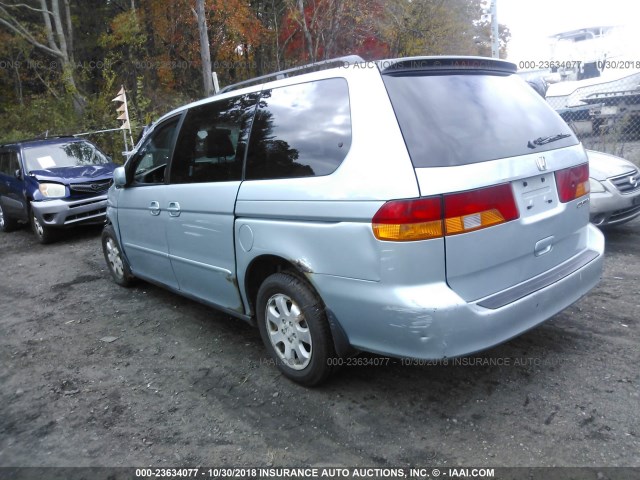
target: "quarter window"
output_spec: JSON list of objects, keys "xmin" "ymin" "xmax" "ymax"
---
[
  {"xmin": 245, "ymin": 78, "xmax": 352, "ymax": 180},
  {"xmin": 0, "ymin": 152, "xmax": 8, "ymax": 174},
  {"xmin": 8, "ymin": 152, "xmax": 19, "ymax": 174},
  {"xmin": 0, "ymin": 152, "xmax": 18, "ymax": 175},
  {"xmin": 170, "ymin": 94, "xmax": 258, "ymax": 184}
]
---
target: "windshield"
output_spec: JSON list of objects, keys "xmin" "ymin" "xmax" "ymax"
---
[
  {"xmin": 382, "ymin": 73, "xmax": 578, "ymax": 167},
  {"xmin": 23, "ymin": 141, "xmax": 111, "ymax": 172}
]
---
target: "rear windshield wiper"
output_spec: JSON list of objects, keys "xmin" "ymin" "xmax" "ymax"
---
[{"xmin": 527, "ymin": 133, "xmax": 571, "ymax": 149}]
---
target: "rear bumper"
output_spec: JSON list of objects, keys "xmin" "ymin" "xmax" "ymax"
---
[
  {"xmin": 31, "ymin": 196, "xmax": 108, "ymax": 228},
  {"xmin": 313, "ymin": 224, "xmax": 605, "ymax": 360}
]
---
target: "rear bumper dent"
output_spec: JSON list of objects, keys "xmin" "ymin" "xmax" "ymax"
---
[{"xmin": 313, "ymin": 224, "xmax": 604, "ymax": 360}]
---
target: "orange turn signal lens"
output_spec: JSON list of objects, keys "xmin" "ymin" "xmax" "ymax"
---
[{"xmin": 373, "ymin": 220, "xmax": 443, "ymax": 241}]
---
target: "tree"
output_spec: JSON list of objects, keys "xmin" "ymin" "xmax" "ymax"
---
[
  {"xmin": 471, "ymin": 18, "xmax": 511, "ymax": 58},
  {"xmin": 380, "ymin": 0, "xmax": 502, "ymax": 58},
  {"xmin": 194, "ymin": 0, "xmax": 214, "ymax": 97},
  {"xmin": 280, "ymin": 0, "xmax": 387, "ymax": 63},
  {"xmin": 0, "ymin": 0, "xmax": 86, "ymax": 114}
]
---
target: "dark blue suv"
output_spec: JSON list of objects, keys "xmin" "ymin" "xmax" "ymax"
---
[{"xmin": 0, "ymin": 137, "xmax": 116, "ymax": 243}]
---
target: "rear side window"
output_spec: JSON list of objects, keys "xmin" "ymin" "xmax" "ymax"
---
[
  {"xmin": 0, "ymin": 151, "xmax": 20, "ymax": 175},
  {"xmin": 170, "ymin": 94, "xmax": 258, "ymax": 184},
  {"xmin": 383, "ymin": 73, "xmax": 578, "ymax": 167},
  {"xmin": 0, "ymin": 152, "xmax": 8, "ymax": 174},
  {"xmin": 245, "ymin": 78, "xmax": 351, "ymax": 180}
]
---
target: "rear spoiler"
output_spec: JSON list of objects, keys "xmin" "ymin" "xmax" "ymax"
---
[{"xmin": 377, "ymin": 56, "xmax": 517, "ymax": 76}]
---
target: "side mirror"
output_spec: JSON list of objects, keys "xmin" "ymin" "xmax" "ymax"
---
[
  {"xmin": 14, "ymin": 169, "xmax": 22, "ymax": 180},
  {"xmin": 113, "ymin": 166, "xmax": 127, "ymax": 187}
]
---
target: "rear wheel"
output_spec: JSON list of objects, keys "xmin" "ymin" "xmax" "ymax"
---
[
  {"xmin": 102, "ymin": 224, "xmax": 135, "ymax": 287},
  {"xmin": 30, "ymin": 209, "xmax": 56, "ymax": 244},
  {"xmin": 256, "ymin": 272, "xmax": 335, "ymax": 386},
  {"xmin": 0, "ymin": 202, "xmax": 19, "ymax": 233}
]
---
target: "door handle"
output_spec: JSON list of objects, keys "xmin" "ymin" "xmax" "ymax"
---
[
  {"xmin": 148, "ymin": 201, "xmax": 160, "ymax": 216},
  {"xmin": 167, "ymin": 201, "xmax": 181, "ymax": 217}
]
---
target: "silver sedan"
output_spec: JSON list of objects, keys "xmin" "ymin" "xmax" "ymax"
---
[{"xmin": 588, "ymin": 149, "xmax": 640, "ymax": 227}]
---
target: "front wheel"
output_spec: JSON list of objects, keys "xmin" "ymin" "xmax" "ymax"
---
[
  {"xmin": 102, "ymin": 224, "xmax": 135, "ymax": 287},
  {"xmin": 0, "ymin": 202, "xmax": 19, "ymax": 233},
  {"xmin": 256, "ymin": 272, "xmax": 335, "ymax": 386},
  {"xmin": 30, "ymin": 209, "xmax": 56, "ymax": 244}
]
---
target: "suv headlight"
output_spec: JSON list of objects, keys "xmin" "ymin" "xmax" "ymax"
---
[
  {"xmin": 38, "ymin": 183, "xmax": 67, "ymax": 198},
  {"xmin": 589, "ymin": 178, "xmax": 606, "ymax": 193}
]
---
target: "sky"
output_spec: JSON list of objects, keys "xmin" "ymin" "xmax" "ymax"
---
[{"xmin": 497, "ymin": 0, "xmax": 640, "ymax": 62}]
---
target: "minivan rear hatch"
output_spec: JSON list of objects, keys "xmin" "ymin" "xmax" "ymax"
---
[{"xmin": 381, "ymin": 58, "xmax": 592, "ymax": 302}]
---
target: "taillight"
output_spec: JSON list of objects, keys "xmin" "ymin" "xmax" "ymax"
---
[
  {"xmin": 372, "ymin": 197, "xmax": 443, "ymax": 241},
  {"xmin": 372, "ymin": 184, "xmax": 520, "ymax": 241},
  {"xmin": 444, "ymin": 183, "xmax": 519, "ymax": 235},
  {"xmin": 555, "ymin": 163, "xmax": 590, "ymax": 203}
]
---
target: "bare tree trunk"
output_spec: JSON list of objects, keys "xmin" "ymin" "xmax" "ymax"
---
[
  {"xmin": 296, "ymin": 0, "xmax": 314, "ymax": 61},
  {"xmin": 195, "ymin": 0, "xmax": 214, "ymax": 97},
  {"xmin": 49, "ymin": 0, "xmax": 84, "ymax": 113},
  {"xmin": 63, "ymin": 0, "xmax": 74, "ymax": 63},
  {"xmin": 12, "ymin": 53, "xmax": 24, "ymax": 106}
]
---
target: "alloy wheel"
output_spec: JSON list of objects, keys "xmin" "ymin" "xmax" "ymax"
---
[
  {"xmin": 105, "ymin": 237, "xmax": 125, "ymax": 279},
  {"xmin": 265, "ymin": 293, "xmax": 312, "ymax": 370}
]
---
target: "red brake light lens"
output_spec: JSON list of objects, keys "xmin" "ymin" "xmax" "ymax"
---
[
  {"xmin": 372, "ymin": 197, "xmax": 443, "ymax": 241},
  {"xmin": 555, "ymin": 163, "xmax": 590, "ymax": 203},
  {"xmin": 444, "ymin": 183, "xmax": 519, "ymax": 235}
]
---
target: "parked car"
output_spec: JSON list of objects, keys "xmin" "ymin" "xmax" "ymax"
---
[
  {"xmin": 0, "ymin": 137, "xmax": 116, "ymax": 243},
  {"xmin": 102, "ymin": 56, "xmax": 604, "ymax": 385},
  {"xmin": 587, "ymin": 150, "xmax": 640, "ymax": 227}
]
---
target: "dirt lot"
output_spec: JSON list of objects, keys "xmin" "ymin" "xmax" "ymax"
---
[{"xmin": 0, "ymin": 218, "xmax": 639, "ymax": 469}]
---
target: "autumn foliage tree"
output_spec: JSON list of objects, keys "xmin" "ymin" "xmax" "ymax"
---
[
  {"xmin": 279, "ymin": 0, "xmax": 388, "ymax": 62},
  {"xmin": 0, "ymin": 0, "xmax": 511, "ymax": 151}
]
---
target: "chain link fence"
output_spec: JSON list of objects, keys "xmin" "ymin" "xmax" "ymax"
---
[{"xmin": 545, "ymin": 70, "xmax": 640, "ymax": 167}]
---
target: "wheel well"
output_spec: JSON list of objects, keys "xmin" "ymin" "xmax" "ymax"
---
[
  {"xmin": 244, "ymin": 255, "xmax": 353, "ymax": 358},
  {"xmin": 244, "ymin": 255, "xmax": 312, "ymax": 317}
]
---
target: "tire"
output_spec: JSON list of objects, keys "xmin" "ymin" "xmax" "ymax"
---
[
  {"xmin": 256, "ymin": 272, "xmax": 335, "ymax": 386},
  {"xmin": 30, "ymin": 209, "xmax": 56, "ymax": 244},
  {"xmin": 0, "ymin": 202, "xmax": 19, "ymax": 233},
  {"xmin": 102, "ymin": 224, "xmax": 135, "ymax": 287}
]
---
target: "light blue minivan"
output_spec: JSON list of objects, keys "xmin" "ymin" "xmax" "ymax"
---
[{"xmin": 102, "ymin": 56, "xmax": 604, "ymax": 385}]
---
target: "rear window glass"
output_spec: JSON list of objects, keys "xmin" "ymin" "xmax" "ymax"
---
[{"xmin": 382, "ymin": 73, "xmax": 578, "ymax": 167}]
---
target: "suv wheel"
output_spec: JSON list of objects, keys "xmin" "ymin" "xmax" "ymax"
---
[
  {"xmin": 256, "ymin": 272, "xmax": 335, "ymax": 386},
  {"xmin": 102, "ymin": 224, "xmax": 135, "ymax": 287},
  {"xmin": 30, "ymin": 210, "xmax": 56, "ymax": 244},
  {"xmin": 0, "ymin": 203, "xmax": 19, "ymax": 233}
]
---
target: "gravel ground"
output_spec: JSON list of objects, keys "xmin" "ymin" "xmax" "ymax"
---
[{"xmin": 0, "ymin": 219, "xmax": 639, "ymax": 468}]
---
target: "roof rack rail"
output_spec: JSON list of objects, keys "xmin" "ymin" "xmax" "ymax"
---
[
  {"xmin": 217, "ymin": 55, "xmax": 365, "ymax": 94},
  {"xmin": 0, "ymin": 134, "xmax": 77, "ymax": 147}
]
